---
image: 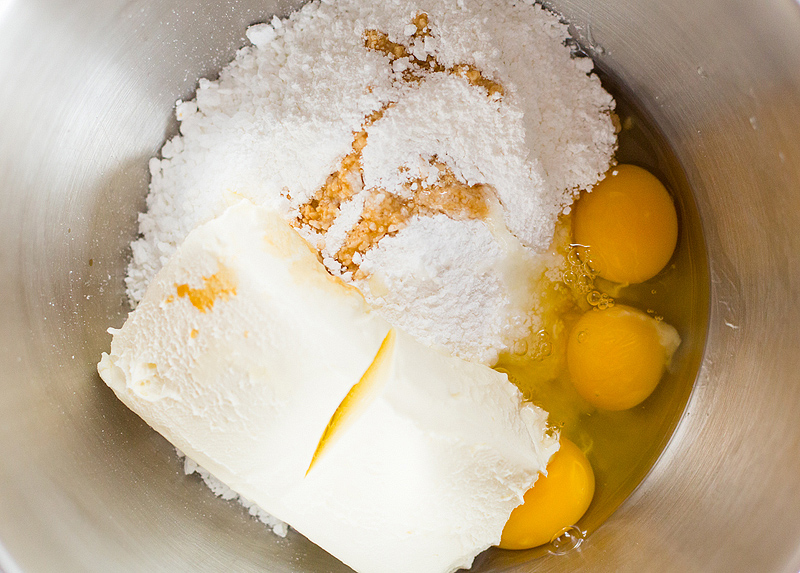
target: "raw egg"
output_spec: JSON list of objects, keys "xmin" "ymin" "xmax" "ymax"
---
[
  {"xmin": 566, "ymin": 305, "xmax": 680, "ymax": 411},
  {"xmin": 573, "ymin": 164, "xmax": 678, "ymax": 284},
  {"xmin": 499, "ymin": 438, "xmax": 595, "ymax": 550}
]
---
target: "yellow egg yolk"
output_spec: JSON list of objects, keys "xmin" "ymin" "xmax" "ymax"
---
[
  {"xmin": 499, "ymin": 438, "xmax": 595, "ymax": 550},
  {"xmin": 573, "ymin": 164, "xmax": 678, "ymax": 284},
  {"xmin": 567, "ymin": 305, "xmax": 674, "ymax": 411}
]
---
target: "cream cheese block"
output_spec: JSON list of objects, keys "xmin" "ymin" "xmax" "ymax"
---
[{"xmin": 98, "ymin": 201, "xmax": 559, "ymax": 573}]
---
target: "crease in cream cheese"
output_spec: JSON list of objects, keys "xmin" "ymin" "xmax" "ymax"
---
[{"xmin": 99, "ymin": 201, "xmax": 559, "ymax": 573}]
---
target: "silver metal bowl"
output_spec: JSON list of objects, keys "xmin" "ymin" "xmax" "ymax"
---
[{"xmin": 1, "ymin": 0, "xmax": 799, "ymax": 571}]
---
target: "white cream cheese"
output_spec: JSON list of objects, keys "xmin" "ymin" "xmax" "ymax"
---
[{"xmin": 99, "ymin": 201, "xmax": 558, "ymax": 573}]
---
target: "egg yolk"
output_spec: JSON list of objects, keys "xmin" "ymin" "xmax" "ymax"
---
[
  {"xmin": 499, "ymin": 438, "xmax": 595, "ymax": 550},
  {"xmin": 573, "ymin": 164, "xmax": 678, "ymax": 284},
  {"xmin": 567, "ymin": 305, "xmax": 672, "ymax": 411}
]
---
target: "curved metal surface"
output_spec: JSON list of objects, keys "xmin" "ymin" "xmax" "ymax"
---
[{"xmin": 0, "ymin": 0, "xmax": 799, "ymax": 571}]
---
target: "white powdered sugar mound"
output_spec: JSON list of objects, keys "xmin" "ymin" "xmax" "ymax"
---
[
  {"xmin": 360, "ymin": 73, "xmax": 552, "ymax": 249},
  {"xmin": 127, "ymin": 0, "xmax": 615, "ymax": 360},
  {"xmin": 480, "ymin": 3, "xmax": 617, "ymax": 196},
  {"xmin": 357, "ymin": 214, "xmax": 546, "ymax": 366}
]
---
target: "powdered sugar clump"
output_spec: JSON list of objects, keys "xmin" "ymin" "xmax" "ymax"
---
[
  {"xmin": 360, "ymin": 73, "xmax": 552, "ymax": 249},
  {"xmin": 480, "ymin": 3, "xmax": 617, "ymax": 195},
  {"xmin": 127, "ymin": 0, "xmax": 616, "ymax": 363},
  {"xmin": 181, "ymin": 453, "xmax": 289, "ymax": 537},
  {"xmin": 358, "ymin": 213, "xmax": 546, "ymax": 365}
]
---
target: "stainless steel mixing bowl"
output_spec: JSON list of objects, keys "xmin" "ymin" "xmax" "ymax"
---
[{"xmin": 1, "ymin": 0, "xmax": 799, "ymax": 571}]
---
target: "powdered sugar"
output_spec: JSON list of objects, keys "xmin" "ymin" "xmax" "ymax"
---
[
  {"xmin": 181, "ymin": 452, "xmax": 289, "ymax": 537},
  {"xmin": 360, "ymin": 73, "xmax": 551, "ymax": 249},
  {"xmin": 480, "ymin": 2, "xmax": 616, "ymax": 196},
  {"xmin": 357, "ymin": 213, "xmax": 546, "ymax": 365},
  {"xmin": 127, "ymin": 0, "xmax": 616, "ymax": 362}
]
